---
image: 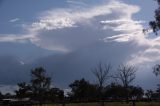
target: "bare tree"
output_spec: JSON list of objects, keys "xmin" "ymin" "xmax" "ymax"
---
[
  {"xmin": 116, "ymin": 64, "xmax": 136, "ymax": 88},
  {"xmin": 92, "ymin": 62, "xmax": 112, "ymax": 88},
  {"xmin": 114, "ymin": 64, "xmax": 136, "ymax": 102},
  {"xmin": 92, "ymin": 62, "xmax": 112, "ymax": 106}
]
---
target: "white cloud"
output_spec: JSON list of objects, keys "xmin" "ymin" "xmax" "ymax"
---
[
  {"xmin": 9, "ymin": 18, "xmax": 20, "ymax": 23},
  {"xmin": 28, "ymin": 0, "xmax": 140, "ymax": 32},
  {"xmin": 1, "ymin": 0, "xmax": 156, "ymax": 63},
  {"xmin": 67, "ymin": 0, "xmax": 87, "ymax": 6},
  {"xmin": 30, "ymin": 17, "xmax": 76, "ymax": 31},
  {"xmin": 0, "ymin": 34, "xmax": 36, "ymax": 43},
  {"xmin": 0, "ymin": 0, "xmax": 144, "ymax": 53},
  {"xmin": 22, "ymin": 0, "xmax": 141, "ymax": 52}
]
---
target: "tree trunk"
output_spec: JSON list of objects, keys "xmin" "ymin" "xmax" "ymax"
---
[
  {"xmin": 39, "ymin": 103, "xmax": 42, "ymax": 106},
  {"xmin": 132, "ymin": 101, "xmax": 136, "ymax": 106},
  {"xmin": 62, "ymin": 102, "xmax": 65, "ymax": 106},
  {"xmin": 101, "ymin": 101, "xmax": 105, "ymax": 106}
]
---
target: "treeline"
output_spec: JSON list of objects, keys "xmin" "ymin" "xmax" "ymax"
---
[
  {"xmin": 0, "ymin": 63, "xmax": 160, "ymax": 106},
  {"xmin": 68, "ymin": 79, "xmax": 144, "ymax": 102}
]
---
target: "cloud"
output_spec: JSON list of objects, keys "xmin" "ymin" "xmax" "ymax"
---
[
  {"xmin": 0, "ymin": 34, "xmax": 38, "ymax": 44},
  {"xmin": 0, "ymin": 0, "xmax": 142, "ymax": 53},
  {"xmin": 0, "ymin": 85, "xmax": 18, "ymax": 94},
  {"xmin": 9, "ymin": 18, "xmax": 20, "ymax": 23},
  {"xmin": 0, "ymin": 0, "xmax": 159, "ymax": 89},
  {"xmin": 67, "ymin": 0, "xmax": 87, "ymax": 6},
  {"xmin": 22, "ymin": 0, "xmax": 140, "ymax": 52}
]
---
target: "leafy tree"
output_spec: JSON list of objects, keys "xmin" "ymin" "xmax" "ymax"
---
[
  {"xmin": 4, "ymin": 93, "xmax": 12, "ymax": 99},
  {"xmin": 105, "ymin": 83, "xmax": 126, "ymax": 100},
  {"xmin": 156, "ymin": 84, "xmax": 160, "ymax": 94},
  {"xmin": 145, "ymin": 90, "xmax": 153, "ymax": 101},
  {"xmin": 47, "ymin": 88, "xmax": 64, "ymax": 102},
  {"xmin": 0, "ymin": 92, "xmax": 4, "ymax": 100},
  {"xmin": 15, "ymin": 82, "xmax": 31, "ymax": 99},
  {"xmin": 148, "ymin": 0, "xmax": 160, "ymax": 34},
  {"xmin": 153, "ymin": 64, "xmax": 160, "ymax": 76},
  {"xmin": 30, "ymin": 67, "xmax": 51, "ymax": 106},
  {"xmin": 69, "ymin": 78, "xmax": 98, "ymax": 102},
  {"xmin": 129, "ymin": 86, "xmax": 144, "ymax": 101}
]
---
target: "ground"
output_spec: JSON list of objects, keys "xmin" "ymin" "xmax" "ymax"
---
[{"xmin": 33, "ymin": 102, "xmax": 160, "ymax": 106}]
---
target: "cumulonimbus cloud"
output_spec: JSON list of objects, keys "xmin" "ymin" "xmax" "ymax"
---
[
  {"xmin": 1, "ymin": 0, "xmax": 160, "ymax": 90},
  {"xmin": 25, "ymin": 0, "xmax": 142, "ymax": 52},
  {"xmin": 1, "ymin": 0, "xmax": 159, "ymax": 66}
]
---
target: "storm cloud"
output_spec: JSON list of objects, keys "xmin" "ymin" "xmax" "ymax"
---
[{"xmin": 0, "ymin": 0, "xmax": 159, "ymax": 92}]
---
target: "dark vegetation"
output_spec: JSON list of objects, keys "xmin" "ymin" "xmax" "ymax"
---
[
  {"xmin": 148, "ymin": 0, "xmax": 160, "ymax": 34},
  {"xmin": 0, "ymin": 62, "xmax": 160, "ymax": 106}
]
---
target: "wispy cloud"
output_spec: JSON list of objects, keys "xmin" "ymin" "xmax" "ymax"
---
[
  {"xmin": 0, "ymin": 34, "xmax": 37, "ymax": 43},
  {"xmin": 67, "ymin": 0, "xmax": 87, "ymax": 6},
  {"xmin": 1, "ymin": 0, "xmax": 142, "ymax": 52},
  {"xmin": 9, "ymin": 18, "xmax": 20, "ymax": 23},
  {"xmin": 0, "ymin": 0, "xmax": 152, "ymax": 56}
]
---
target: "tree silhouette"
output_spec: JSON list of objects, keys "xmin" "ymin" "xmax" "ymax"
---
[
  {"xmin": 148, "ymin": 0, "xmax": 160, "ymax": 34},
  {"xmin": 69, "ymin": 78, "xmax": 98, "ymax": 102},
  {"xmin": 115, "ymin": 64, "xmax": 136, "ymax": 102},
  {"xmin": 145, "ymin": 90, "xmax": 153, "ymax": 102},
  {"xmin": 15, "ymin": 82, "xmax": 31, "ymax": 99},
  {"xmin": 30, "ymin": 67, "xmax": 51, "ymax": 106},
  {"xmin": 129, "ymin": 86, "xmax": 144, "ymax": 101},
  {"xmin": 47, "ymin": 87, "xmax": 64, "ymax": 102},
  {"xmin": 105, "ymin": 83, "xmax": 126, "ymax": 100},
  {"xmin": 0, "ymin": 91, "xmax": 3, "ymax": 100},
  {"xmin": 92, "ymin": 62, "xmax": 112, "ymax": 106},
  {"xmin": 153, "ymin": 64, "xmax": 160, "ymax": 76}
]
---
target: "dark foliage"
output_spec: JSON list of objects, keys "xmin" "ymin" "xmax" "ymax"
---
[
  {"xmin": 149, "ymin": 0, "xmax": 160, "ymax": 34},
  {"xmin": 105, "ymin": 83, "xmax": 144, "ymax": 101},
  {"xmin": 69, "ymin": 78, "xmax": 98, "ymax": 102},
  {"xmin": 15, "ymin": 82, "xmax": 31, "ymax": 99}
]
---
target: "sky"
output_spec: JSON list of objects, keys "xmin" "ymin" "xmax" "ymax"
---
[{"xmin": 0, "ymin": 0, "xmax": 160, "ymax": 94}]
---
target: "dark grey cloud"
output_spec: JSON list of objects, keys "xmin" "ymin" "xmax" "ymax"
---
[
  {"xmin": 0, "ymin": 40, "xmax": 158, "ymax": 90},
  {"xmin": 0, "ymin": 55, "xmax": 30, "ymax": 85}
]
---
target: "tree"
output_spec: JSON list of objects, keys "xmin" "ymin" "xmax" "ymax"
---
[
  {"xmin": 145, "ymin": 90, "xmax": 153, "ymax": 102},
  {"xmin": 0, "ymin": 92, "xmax": 4, "ymax": 100},
  {"xmin": 105, "ymin": 83, "xmax": 126, "ymax": 100},
  {"xmin": 15, "ymin": 82, "xmax": 31, "ymax": 99},
  {"xmin": 105, "ymin": 83, "xmax": 144, "ymax": 101},
  {"xmin": 153, "ymin": 64, "xmax": 160, "ymax": 76},
  {"xmin": 30, "ymin": 67, "xmax": 51, "ymax": 106},
  {"xmin": 148, "ymin": 0, "xmax": 160, "ymax": 34},
  {"xmin": 115, "ymin": 64, "xmax": 136, "ymax": 102},
  {"xmin": 92, "ymin": 62, "xmax": 111, "ymax": 106},
  {"xmin": 116, "ymin": 64, "xmax": 136, "ymax": 89},
  {"xmin": 129, "ymin": 86, "xmax": 144, "ymax": 101},
  {"xmin": 47, "ymin": 87, "xmax": 64, "ymax": 102},
  {"xmin": 156, "ymin": 84, "xmax": 160, "ymax": 95},
  {"xmin": 69, "ymin": 78, "xmax": 98, "ymax": 102}
]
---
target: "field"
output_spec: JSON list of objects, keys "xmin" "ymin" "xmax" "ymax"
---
[{"xmin": 33, "ymin": 102, "xmax": 160, "ymax": 106}]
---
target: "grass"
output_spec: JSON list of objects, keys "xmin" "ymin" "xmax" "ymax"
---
[{"xmin": 33, "ymin": 102, "xmax": 160, "ymax": 106}]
